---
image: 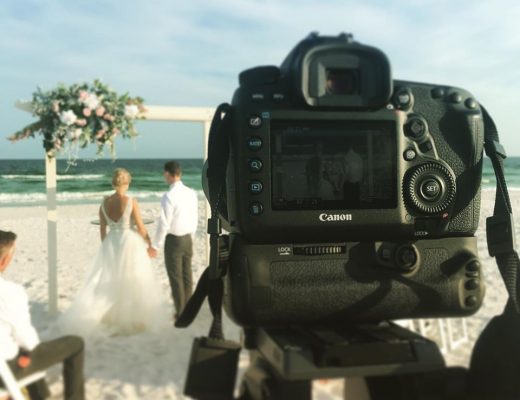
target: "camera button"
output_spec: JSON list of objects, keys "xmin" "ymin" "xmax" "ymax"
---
[
  {"xmin": 248, "ymin": 159, "xmax": 263, "ymax": 172},
  {"xmin": 247, "ymin": 137, "xmax": 263, "ymax": 151},
  {"xmin": 395, "ymin": 245, "xmax": 418, "ymax": 272},
  {"xmin": 449, "ymin": 92, "xmax": 462, "ymax": 104},
  {"xmin": 465, "ymin": 279, "xmax": 480, "ymax": 291},
  {"xmin": 465, "ymin": 295, "xmax": 478, "ymax": 307},
  {"xmin": 404, "ymin": 149, "xmax": 416, "ymax": 161},
  {"xmin": 419, "ymin": 178, "xmax": 442, "ymax": 201},
  {"xmin": 405, "ymin": 117, "xmax": 427, "ymax": 140},
  {"xmin": 465, "ymin": 98, "xmax": 478, "ymax": 109},
  {"xmin": 394, "ymin": 88, "xmax": 413, "ymax": 110},
  {"xmin": 249, "ymin": 181, "xmax": 263, "ymax": 194},
  {"xmin": 419, "ymin": 140, "xmax": 433, "ymax": 153},
  {"xmin": 431, "ymin": 87, "xmax": 445, "ymax": 99},
  {"xmin": 248, "ymin": 115, "xmax": 263, "ymax": 129},
  {"xmin": 466, "ymin": 260, "xmax": 481, "ymax": 272},
  {"xmin": 249, "ymin": 202, "xmax": 264, "ymax": 216}
]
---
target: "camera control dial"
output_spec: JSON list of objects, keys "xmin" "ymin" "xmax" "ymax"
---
[{"xmin": 404, "ymin": 163, "xmax": 456, "ymax": 215}]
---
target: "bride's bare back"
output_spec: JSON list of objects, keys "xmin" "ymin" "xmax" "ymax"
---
[
  {"xmin": 99, "ymin": 194, "xmax": 150, "ymax": 248},
  {"xmin": 103, "ymin": 194, "xmax": 130, "ymax": 223}
]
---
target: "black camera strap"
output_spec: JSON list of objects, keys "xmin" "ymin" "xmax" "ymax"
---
[
  {"xmin": 481, "ymin": 105, "xmax": 520, "ymax": 312},
  {"xmin": 467, "ymin": 105, "xmax": 520, "ymax": 399},
  {"xmin": 175, "ymin": 104, "xmax": 241, "ymax": 399},
  {"xmin": 176, "ymin": 103, "xmax": 233, "ymax": 340}
]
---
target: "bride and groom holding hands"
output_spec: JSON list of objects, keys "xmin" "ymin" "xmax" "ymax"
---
[
  {"xmin": 59, "ymin": 160, "xmax": 199, "ymax": 335},
  {"xmin": 58, "ymin": 160, "xmax": 199, "ymax": 335},
  {"xmin": 0, "ymin": 160, "xmax": 198, "ymax": 399}
]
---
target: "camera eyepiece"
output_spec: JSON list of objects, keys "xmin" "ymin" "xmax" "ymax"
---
[{"xmin": 281, "ymin": 33, "xmax": 392, "ymax": 109}]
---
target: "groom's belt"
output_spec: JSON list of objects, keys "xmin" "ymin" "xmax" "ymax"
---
[{"xmin": 166, "ymin": 233, "xmax": 192, "ymax": 239}]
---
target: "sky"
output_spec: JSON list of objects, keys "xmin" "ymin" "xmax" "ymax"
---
[{"xmin": 1, "ymin": 0, "xmax": 520, "ymax": 159}]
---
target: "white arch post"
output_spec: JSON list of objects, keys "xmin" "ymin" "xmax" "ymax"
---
[{"xmin": 16, "ymin": 102, "xmax": 214, "ymax": 315}]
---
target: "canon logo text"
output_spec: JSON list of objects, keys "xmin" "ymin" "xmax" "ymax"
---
[{"xmin": 319, "ymin": 213, "xmax": 353, "ymax": 222}]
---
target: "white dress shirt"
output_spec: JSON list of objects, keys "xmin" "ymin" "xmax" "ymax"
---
[
  {"xmin": 153, "ymin": 181, "xmax": 198, "ymax": 250},
  {"xmin": 0, "ymin": 276, "xmax": 40, "ymax": 360}
]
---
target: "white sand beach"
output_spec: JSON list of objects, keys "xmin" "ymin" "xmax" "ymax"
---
[{"xmin": 0, "ymin": 190, "xmax": 518, "ymax": 399}]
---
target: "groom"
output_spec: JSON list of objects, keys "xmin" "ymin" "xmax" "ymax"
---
[{"xmin": 151, "ymin": 161, "xmax": 198, "ymax": 319}]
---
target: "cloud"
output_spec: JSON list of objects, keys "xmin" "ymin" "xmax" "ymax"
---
[{"xmin": 1, "ymin": 0, "xmax": 520, "ymax": 158}]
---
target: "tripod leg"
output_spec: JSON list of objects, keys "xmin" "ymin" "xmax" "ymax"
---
[
  {"xmin": 365, "ymin": 368, "xmax": 467, "ymax": 400},
  {"xmin": 343, "ymin": 377, "xmax": 371, "ymax": 400},
  {"xmin": 238, "ymin": 351, "xmax": 311, "ymax": 400}
]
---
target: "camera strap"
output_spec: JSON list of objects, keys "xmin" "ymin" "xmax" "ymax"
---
[
  {"xmin": 481, "ymin": 105, "xmax": 520, "ymax": 312},
  {"xmin": 175, "ymin": 104, "xmax": 241, "ymax": 399},
  {"xmin": 176, "ymin": 103, "xmax": 233, "ymax": 339},
  {"xmin": 467, "ymin": 105, "xmax": 520, "ymax": 399}
]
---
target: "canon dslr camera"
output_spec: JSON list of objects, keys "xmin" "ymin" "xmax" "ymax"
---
[{"xmin": 208, "ymin": 33, "xmax": 485, "ymax": 326}]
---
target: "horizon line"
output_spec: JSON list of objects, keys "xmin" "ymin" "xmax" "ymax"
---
[{"xmin": 0, "ymin": 157, "xmax": 205, "ymax": 161}]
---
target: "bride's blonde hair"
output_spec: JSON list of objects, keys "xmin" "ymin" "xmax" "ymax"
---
[{"xmin": 112, "ymin": 168, "xmax": 132, "ymax": 188}]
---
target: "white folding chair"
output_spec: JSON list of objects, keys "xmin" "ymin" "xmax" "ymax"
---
[
  {"xmin": 446, "ymin": 318, "xmax": 469, "ymax": 351},
  {"xmin": 0, "ymin": 359, "xmax": 45, "ymax": 400}
]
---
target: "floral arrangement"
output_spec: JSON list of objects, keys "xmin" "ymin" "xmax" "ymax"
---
[{"xmin": 9, "ymin": 80, "xmax": 145, "ymax": 160}]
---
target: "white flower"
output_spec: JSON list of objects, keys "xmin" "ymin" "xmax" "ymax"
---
[
  {"xmin": 59, "ymin": 110, "xmax": 78, "ymax": 126},
  {"xmin": 69, "ymin": 128, "xmax": 82, "ymax": 140},
  {"xmin": 124, "ymin": 104, "xmax": 139, "ymax": 119},
  {"xmin": 82, "ymin": 93, "xmax": 100, "ymax": 110}
]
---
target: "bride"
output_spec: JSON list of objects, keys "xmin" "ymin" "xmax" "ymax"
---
[{"xmin": 57, "ymin": 168, "xmax": 167, "ymax": 336}]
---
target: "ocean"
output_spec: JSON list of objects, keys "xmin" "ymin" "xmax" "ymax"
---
[
  {"xmin": 0, "ymin": 159, "xmax": 204, "ymax": 207},
  {"xmin": 1, "ymin": 157, "xmax": 520, "ymax": 207}
]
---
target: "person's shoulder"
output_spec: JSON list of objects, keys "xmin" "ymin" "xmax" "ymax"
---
[
  {"xmin": 187, "ymin": 186, "xmax": 198, "ymax": 198},
  {"xmin": 0, "ymin": 279, "xmax": 27, "ymax": 301},
  {"xmin": 162, "ymin": 190, "xmax": 173, "ymax": 204},
  {"xmin": 162, "ymin": 190, "xmax": 171, "ymax": 199},
  {"xmin": 187, "ymin": 185, "xmax": 196, "ymax": 193}
]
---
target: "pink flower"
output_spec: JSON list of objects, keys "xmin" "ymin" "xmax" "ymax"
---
[
  {"xmin": 96, "ymin": 130, "xmax": 106, "ymax": 139},
  {"xmin": 75, "ymin": 119, "xmax": 87, "ymax": 126},
  {"xmin": 95, "ymin": 106, "xmax": 105, "ymax": 117},
  {"xmin": 112, "ymin": 128, "xmax": 120, "ymax": 136},
  {"xmin": 79, "ymin": 91, "xmax": 88, "ymax": 100},
  {"xmin": 83, "ymin": 108, "xmax": 92, "ymax": 117},
  {"xmin": 103, "ymin": 114, "xmax": 115, "ymax": 121},
  {"xmin": 52, "ymin": 101, "xmax": 60, "ymax": 113}
]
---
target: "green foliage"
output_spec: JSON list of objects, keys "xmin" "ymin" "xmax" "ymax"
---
[{"xmin": 9, "ymin": 80, "xmax": 145, "ymax": 159}]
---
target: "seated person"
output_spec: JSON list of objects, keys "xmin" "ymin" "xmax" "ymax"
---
[{"xmin": 0, "ymin": 230, "xmax": 85, "ymax": 400}]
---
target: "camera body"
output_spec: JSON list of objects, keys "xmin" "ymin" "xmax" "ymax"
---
[{"xmin": 211, "ymin": 33, "xmax": 485, "ymax": 326}]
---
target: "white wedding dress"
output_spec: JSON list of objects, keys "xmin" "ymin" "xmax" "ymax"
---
[{"xmin": 57, "ymin": 198, "xmax": 168, "ymax": 336}]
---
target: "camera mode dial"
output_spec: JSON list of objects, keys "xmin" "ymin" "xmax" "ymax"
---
[{"xmin": 404, "ymin": 163, "xmax": 456, "ymax": 215}]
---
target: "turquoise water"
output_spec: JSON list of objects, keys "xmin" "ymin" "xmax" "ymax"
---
[
  {"xmin": 0, "ymin": 157, "xmax": 519, "ymax": 207},
  {"xmin": 0, "ymin": 159, "xmax": 204, "ymax": 206}
]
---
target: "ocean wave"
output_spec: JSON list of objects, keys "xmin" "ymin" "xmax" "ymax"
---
[
  {"xmin": 1, "ymin": 174, "xmax": 105, "ymax": 181},
  {"xmin": 0, "ymin": 191, "xmax": 162, "ymax": 204},
  {"xmin": 0, "ymin": 189, "xmax": 206, "ymax": 205}
]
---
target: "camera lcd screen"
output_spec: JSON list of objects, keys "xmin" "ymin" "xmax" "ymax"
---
[{"xmin": 271, "ymin": 120, "xmax": 397, "ymax": 210}]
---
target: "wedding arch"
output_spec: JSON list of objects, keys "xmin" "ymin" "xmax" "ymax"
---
[{"xmin": 15, "ymin": 99, "xmax": 214, "ymax": 315}]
